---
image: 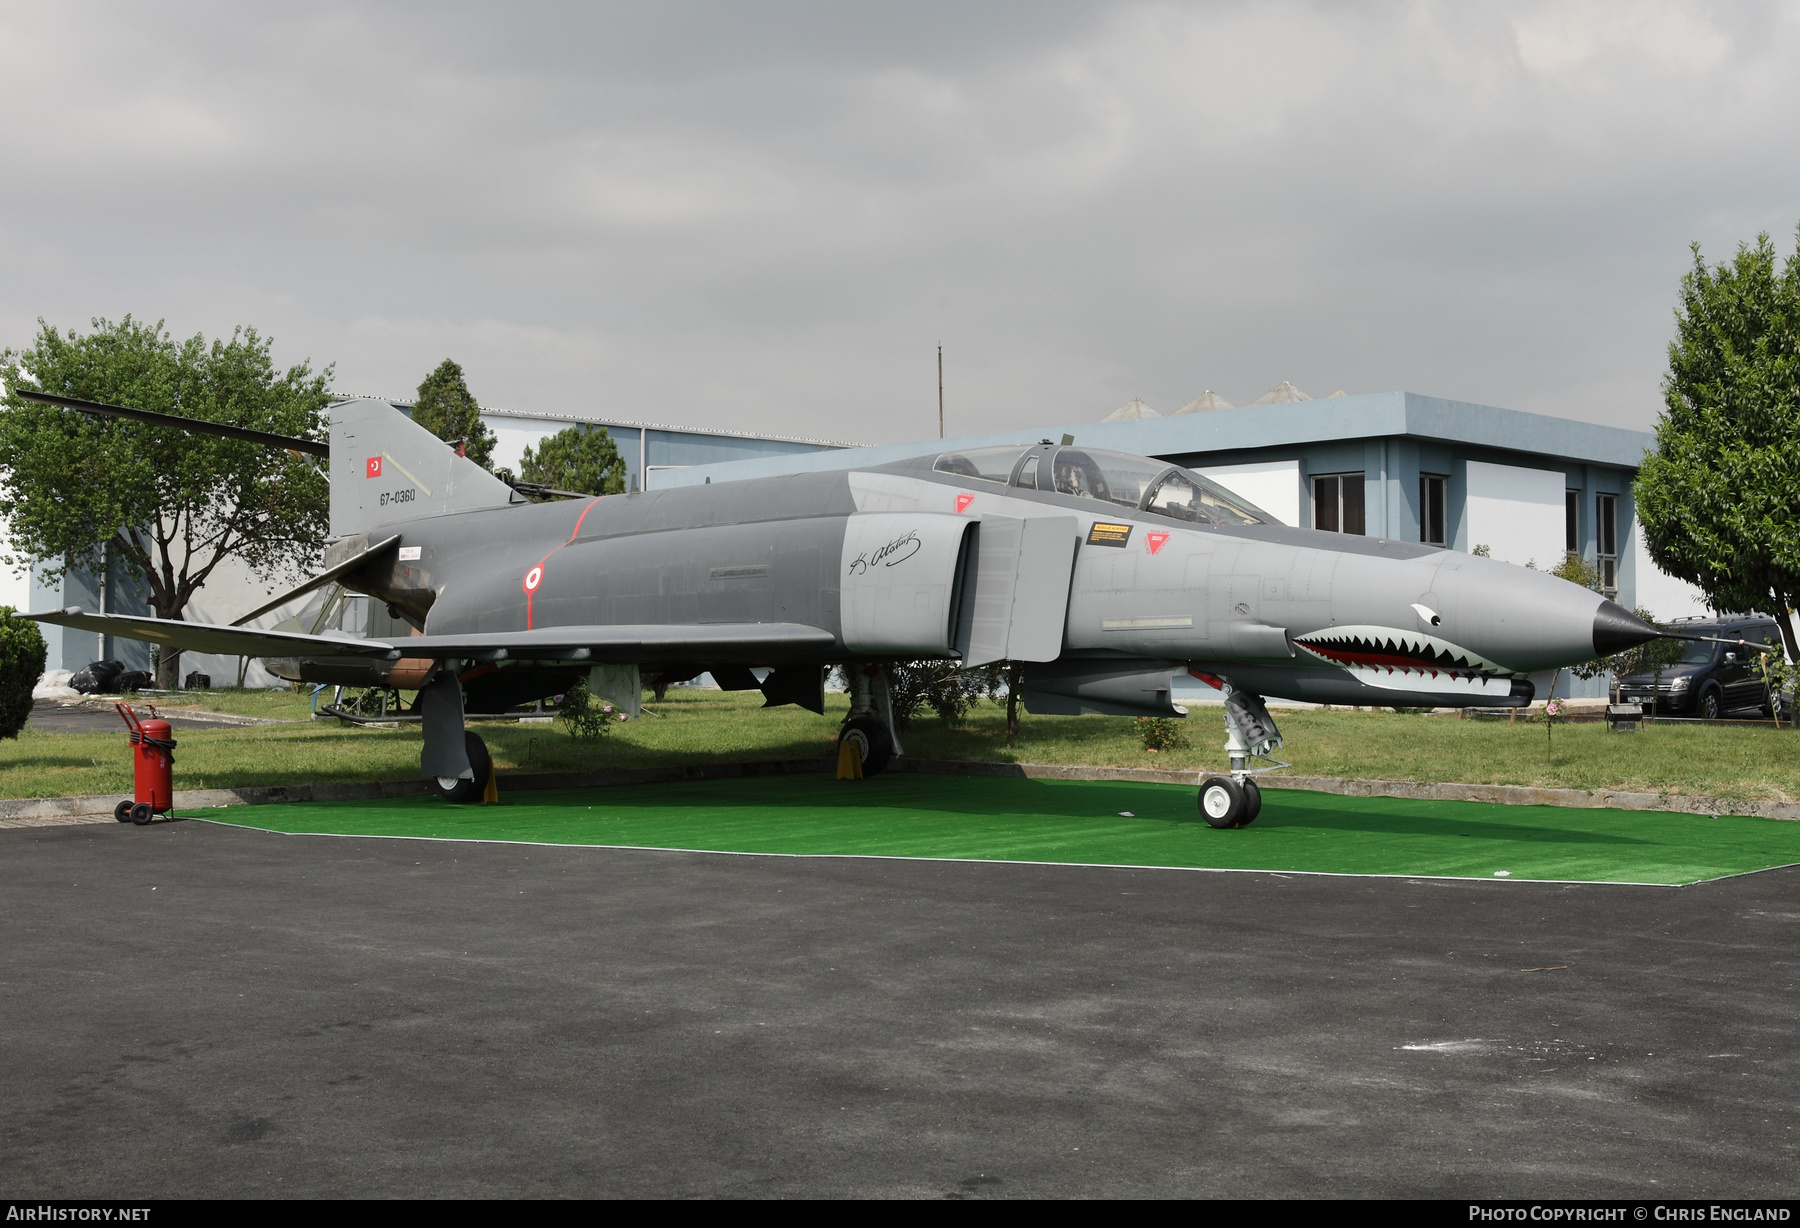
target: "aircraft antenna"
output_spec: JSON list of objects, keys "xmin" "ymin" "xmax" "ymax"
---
[{"xmin": 938, "ymin": 345, "xmax": 944, "ymax": 439}]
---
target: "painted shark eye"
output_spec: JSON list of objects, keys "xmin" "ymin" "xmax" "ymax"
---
[{"xmin": 1411, "ymin": 603, "xmax": 1441, "ymax": 627}]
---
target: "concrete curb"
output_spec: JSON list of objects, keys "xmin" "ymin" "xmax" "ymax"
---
[
  {"xmin": 0, "ymin": 757, "xmax": 835, "ymax": 823},
  {"xmin": 5, "ymin": 756, "xmax": 1795, "ymax": 825}
]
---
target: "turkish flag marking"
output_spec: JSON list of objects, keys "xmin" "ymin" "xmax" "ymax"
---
[
  {"xmin": 366, "ymin": 456, "xmax": 382, "ymax": 478},
  {"xmin": 1145, "ymin": 531, "xmax": 1170, "ymax": 555},
  {"xmin": 955, "ymin": 493, "xmax": 975, "ymax": 514}
]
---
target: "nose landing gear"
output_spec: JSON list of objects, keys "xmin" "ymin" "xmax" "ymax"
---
[{"xmin": 1198, "ymin": 684, "xmax": 1285, "ymax": 829}]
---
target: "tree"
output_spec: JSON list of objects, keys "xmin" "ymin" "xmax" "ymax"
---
[
  {"xmin": 520, "ymin": 425, "xmax": 627, "ymax": 496},
  {"xmin": 1637, "ymin": 227, "xmax": 1800, "ymax": 661},
  {"xmin": 886, "ymin": 660, "xmax": 1007, "ymax": 728},
  {"xmin": 0, "ymin": 607, "xmax": 47, "ymax": 739},
  {"xmin": 412, "ymin": 359, "xmax": 495, "ymax": 470},
  {"xmin": 0, "ymin": 316, "xmax": 331, "ymax": 687}
]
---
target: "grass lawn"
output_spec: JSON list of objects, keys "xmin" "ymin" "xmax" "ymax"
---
[
  {"xmin": 206, "ymin": 773, "xmax": 1800, "ymax": 887},
  {"xmin": 6, "ymin": 688, "xmax": 1798, "ymax": 804}
]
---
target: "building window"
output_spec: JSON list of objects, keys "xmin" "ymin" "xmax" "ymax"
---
[
  {"xmin": 1596, "ymin": 493, "xmax": 1618, "ymax": 596},
  {"xmin": 1566, "ymin": 489, "xmax": 1580, "ymax": 555},
  {"xmin": 1420, "ymin": 474, "xmax": 1447, "ymax": 546},
  {"xmin": 1312, "ymin": 473, "xmax": 1365, "ymax": 535}
]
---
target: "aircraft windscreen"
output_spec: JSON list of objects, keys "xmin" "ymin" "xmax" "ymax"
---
[
  {"xmin": 1146, "ymin": 470, "xmax": 1266, "ymax": 525},
  {"xmin": 933, "ymin": 446, "xmax": 1027, "ymax": 484}
]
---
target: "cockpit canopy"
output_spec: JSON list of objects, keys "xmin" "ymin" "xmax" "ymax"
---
[{"xmin": 931, "ymin": 444, "xmax": 1269, "ymax": 526}]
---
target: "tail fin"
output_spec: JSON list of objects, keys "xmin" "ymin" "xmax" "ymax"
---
[{"xmin": 329, "ymin": 398, "xmax": 514, "ymax": 537}]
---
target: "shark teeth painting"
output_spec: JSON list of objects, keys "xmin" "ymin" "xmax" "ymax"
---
[{"xmin": 1292, "ymin": 626, "xmax": 1519, "ymax": 696}]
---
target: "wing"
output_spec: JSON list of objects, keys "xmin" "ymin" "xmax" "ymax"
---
[{"xmin": 25, "ymin": 609, "xmax": 838, "ymax": 663}]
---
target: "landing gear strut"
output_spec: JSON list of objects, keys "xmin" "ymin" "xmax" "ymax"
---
[
  {"xmin": 839, "ymin": 664, "xmax": 901, "ymax": 777},
  {"xmin": 420, "ymin": 667, "xmax": 493, "ymax": 804},
  {"xmin": 1198, "ymin": 684, "xmax": 1285, "ymax": 829}
]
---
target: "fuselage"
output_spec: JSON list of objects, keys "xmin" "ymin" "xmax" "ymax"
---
[{"xmin": 332, "ymin": 443, "xmax": 1629, "ymax": 709}]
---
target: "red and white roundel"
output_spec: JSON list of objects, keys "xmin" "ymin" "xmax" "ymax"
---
[{"xmin": 524, "ymin": 565, "xmax": 544, "ymax": 593}]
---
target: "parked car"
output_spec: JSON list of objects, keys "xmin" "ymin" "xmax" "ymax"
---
[{"xmin": 1616, "ymin": 616, "xmax": 1790, "ymax": 720}]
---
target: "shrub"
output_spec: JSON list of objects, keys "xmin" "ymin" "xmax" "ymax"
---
[
  {"xmin": 559, "ymin": 678, "xmax": 615, "ymax": 741},
  {"xmin": 0, "ymin": 607, "xmax": 48, "ymax": 739},
  {"xmin": 1135, "ymin": 716, "xmax": 1190, "ymax": 752}
]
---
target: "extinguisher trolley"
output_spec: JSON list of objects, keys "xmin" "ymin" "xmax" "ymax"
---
[{"xmin": 115, "ymin": 703, "xmax": 177, "ymax": 826}]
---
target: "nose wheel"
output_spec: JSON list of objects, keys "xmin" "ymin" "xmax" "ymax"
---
[
  {"xmin": 1198, "ymin": 776, "xmax": 1262, "ymax": 828},
  {"xmin": 1200, "ymin": 683, "xmax": 1281, "ymax": 829}
]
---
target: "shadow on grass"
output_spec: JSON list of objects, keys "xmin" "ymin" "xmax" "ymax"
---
[{"xmin": 478, "ymin": 773, "xmax": 1659, "ymax": 849}]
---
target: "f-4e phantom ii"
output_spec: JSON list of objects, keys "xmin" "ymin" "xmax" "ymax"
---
[{"xmin": 24, "ymin": 390, "xmax": 1659, "ymax": 828}]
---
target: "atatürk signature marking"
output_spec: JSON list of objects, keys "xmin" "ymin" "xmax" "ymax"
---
[{"xmin": 848, "ymin": 530, "xmax": 922, "ymax": 576}]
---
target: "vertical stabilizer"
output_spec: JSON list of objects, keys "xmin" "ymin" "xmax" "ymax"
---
[{"xmin": 329, "ymin": 398, "xmax": 515, "ymax": 538}]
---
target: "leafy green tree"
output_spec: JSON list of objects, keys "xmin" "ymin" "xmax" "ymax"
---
[
  {"xmin": 412, "ymin": 359, "xmax": 495, "ymax": 470},
  {"xmin": 520, "ymin": 425, "xmax": 627, "ymax": 496},
  {"xmin": 1637, "ymin": 227, "xmax": 1800, "ymax": 661},
  {"xmin": 886, "ymin": 660, "xmax": 1006, "ymax": 728},
  {"xmin": 0, "ymin": 316, "xmax": 331, "ymax": 687},
  {"xmin": 0, "ymin": 607, "xmax": 48, "ymax": 739}
]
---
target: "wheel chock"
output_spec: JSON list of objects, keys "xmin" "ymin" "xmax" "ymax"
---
[
  {"xmin": 836, "ymin": 740, "xmax": 863, "ymax": 780},
  {"xmin": 482, "ymin": 772, "xmax": 499, "ymax": 804}
]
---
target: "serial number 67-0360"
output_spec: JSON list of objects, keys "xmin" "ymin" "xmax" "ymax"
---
[{"xmin": 379, "ymin": 488, "xmax": 417, "ymax": 507}]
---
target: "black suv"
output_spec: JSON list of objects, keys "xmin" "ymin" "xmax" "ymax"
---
[{"xmin": 1617, "ymin": 616, "xmax": 1789, "ymax": 720}]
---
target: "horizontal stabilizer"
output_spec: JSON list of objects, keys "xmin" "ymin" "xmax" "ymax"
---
[
  {"xmin": 28, "ymin": 608, "xmax": 388, "ymax": 660},
  {"xmin": 26, "ymin": 608, "xmax": 836, "ymax": 664}
]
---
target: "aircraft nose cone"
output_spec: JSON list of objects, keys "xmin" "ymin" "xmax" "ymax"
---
[{"xmin": 1593, "ymin": 600, "xmax": 1659, "ymax": 657}]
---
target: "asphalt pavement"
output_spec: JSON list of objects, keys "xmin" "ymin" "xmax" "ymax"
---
[{"xmin": 2, "ymin": 818, "xmax": 1796, "ymax": 1198}]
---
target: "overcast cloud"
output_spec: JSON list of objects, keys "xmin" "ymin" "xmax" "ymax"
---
[{"xmin": 2, "ymin": 1, "xmax": 1798, "ymax": 443}]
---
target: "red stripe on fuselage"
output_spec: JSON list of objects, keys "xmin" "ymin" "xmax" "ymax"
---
[{"xmin": 525, "ymin": 497, "xmax": 604, "ymax": 630}]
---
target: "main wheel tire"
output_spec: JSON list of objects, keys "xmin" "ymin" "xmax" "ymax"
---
[
  {"xmin": 115, "ymin": 799, "xmax": 135, "ymax": 823},
  {"xmin": 129, "ymin": 802, "xmax": 154, "ymax": 826},
  {"xmin": 432, "ymin": 732, "xmax": 494, "ymax": 804},
  {"xmin": 1240, "ymin": 778, "xmax": 1262, "ymax": 826},
  {"xmin": 838, "ymin": 716, "xmax": 895, "ymax": 777},
  {"xmin": 1198, "ymin": 776, "xmax": 1245, "ymax": 829},
  {"xmin": 1698, "ymin": 685, "xmax": 1723, "ymax": 721}
]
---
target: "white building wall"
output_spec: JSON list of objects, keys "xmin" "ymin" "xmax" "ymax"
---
[
  {"xmin": 1629, "ymin": 529, "xmax": 1711, "ymax": 621},
  {"xmin": 0, "ymin": 534, "xmax": 30, "ymax": 614},
  {"xmin": 1196, "ymin": 460, "xmax": 1302, "ymax": 527},
  {"xmin": 1463, "ymin": 460, "xmax": 1565, "ymax": 569}
]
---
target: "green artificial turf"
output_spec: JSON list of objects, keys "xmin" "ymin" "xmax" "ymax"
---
[{"xmin": 201, "ymin": 773, "xmax": 1800, "ymax": 886}]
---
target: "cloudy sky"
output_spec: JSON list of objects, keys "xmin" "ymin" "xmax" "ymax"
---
[{"xmin": 2, "ymin": 1, "xmax": 1797, "ymax": 444}]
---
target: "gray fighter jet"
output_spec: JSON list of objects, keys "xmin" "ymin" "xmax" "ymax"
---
[{"xmin": 23, "ymin": 392, "xmax": 1657, "ymax": 827}]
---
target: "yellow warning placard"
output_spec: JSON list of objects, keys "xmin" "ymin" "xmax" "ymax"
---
[{"xmin": 1086, "ymin": 521, "xmax": 1133, "ymax": 548}]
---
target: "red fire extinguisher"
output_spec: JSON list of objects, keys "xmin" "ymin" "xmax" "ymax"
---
[{"xmin": 115, "ymin": 703, "xmax": 177, "ymax": 826}]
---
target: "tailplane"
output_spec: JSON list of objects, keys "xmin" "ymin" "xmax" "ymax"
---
[{"xmin": 329, "ymin": 398, "xmax": 514, "ymax": 537}]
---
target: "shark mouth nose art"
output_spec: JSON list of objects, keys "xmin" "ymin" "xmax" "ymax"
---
[{"xmin": 1293, "ymin": 625, "xmax": 1519, "ymax": 695}]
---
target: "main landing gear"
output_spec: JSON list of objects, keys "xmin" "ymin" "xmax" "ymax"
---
[
  {"xmin": 838, "ymin": 664, "xmax": 901, "ymax": 777},
  {"xmin": 1198, "ymin": 685, "xmax": 1285, "ymax": 829},
  {"xmin": 433, "ymin": 730, "xmax": 493, "ymax": 804},
  {"xmin": 420, "ymin": 669, "xmax": 494, "ymax": 804}
]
